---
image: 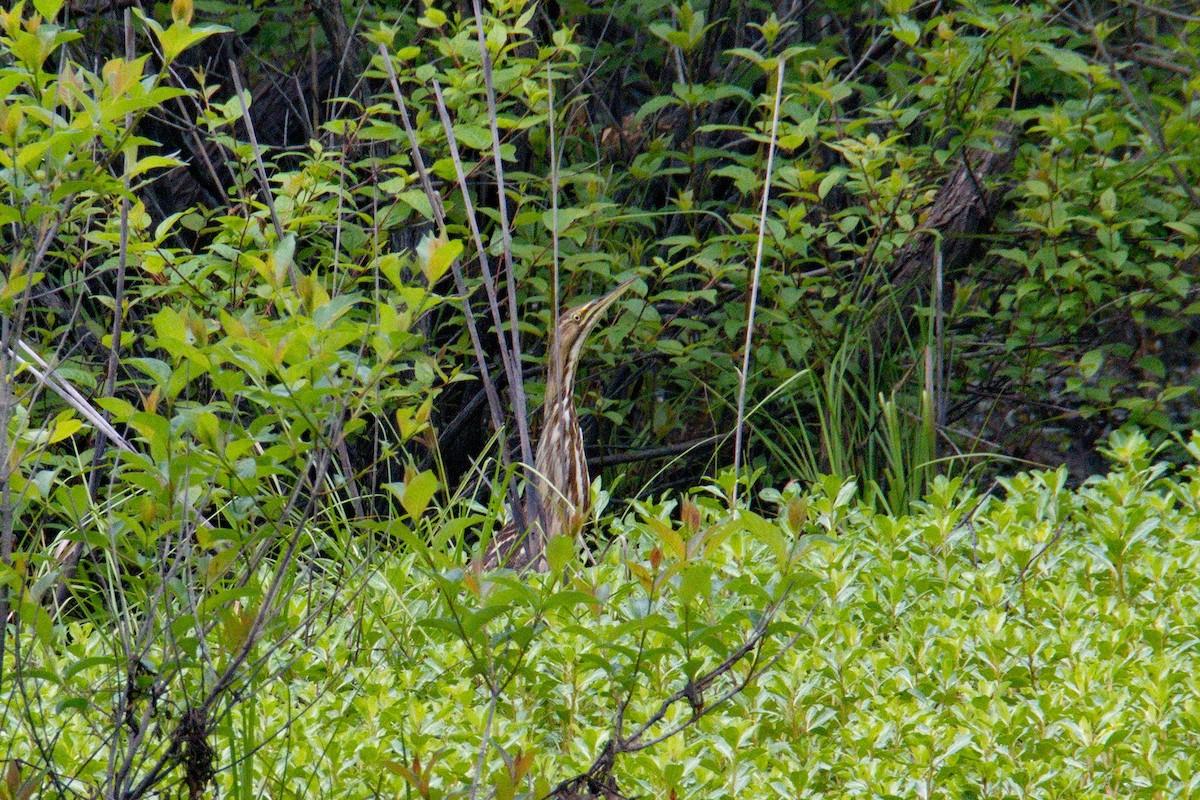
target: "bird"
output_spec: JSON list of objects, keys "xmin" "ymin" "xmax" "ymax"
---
[{"xmin": 485, "ymin": 277, "xmax": 637, "ymax": 571}]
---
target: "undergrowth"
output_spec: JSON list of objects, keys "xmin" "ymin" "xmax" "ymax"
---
[{"xmin": 5, "ymin": 431, "xmax": 1200, "ymax": 799}]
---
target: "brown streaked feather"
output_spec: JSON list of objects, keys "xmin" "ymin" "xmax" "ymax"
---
[{"xmin": 484, "ymin": 278, "xmax": 636, "ymax": 571}]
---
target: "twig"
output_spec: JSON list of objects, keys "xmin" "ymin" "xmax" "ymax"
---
[
  {"xmin": 469, "ymin": 693, "xmax": 498, "ymax": 800},
  {"xmin": 1120, "ymin": 0, "xmax": 1200, "ymax": 23},
  {"xmin": 376, "ymin": 44, "xmax": 518, "ymax": 520},
  {"xmin": 228, "ymin": 60, "xmax": 301, "ymax": 292},
  {"xmin": 930, "ymin": 243, "xmax": 946, "ymax": 429},
  {"xmin": 590, "ymin": 435, "xmax": 721, "ymax": 468},
  {"xmin": 122, "ymin": 439, "xmax": 340, "ymax": 800},
  {"xmin": 470, "ymin": 0, "xmax": 535, "ymax": 478},
  {"xmin": 731, "ymin": 58, "xmax": 785, "ymax": 506},
  {"xmin": 548, "ymin": 62, "xmax": 561, "ymax": 332},
  {"xmin": 10, "ymin": 341, "xmax": 133, "ymax": 453},
  {"xmin": 429, "ymin": 79, "xmax": 527, "ymax": 462},
  {"xmin": 1084, "ymin": 20, "xmax": 1200, "ymax": 212},
  {"xmin": 549, "ymin": 586, "xmax": 815, "ymax": 800}
]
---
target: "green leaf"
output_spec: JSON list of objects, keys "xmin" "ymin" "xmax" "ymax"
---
[
  {"xmin": 677, "ymin": 563, "xmax": 712, "ymax": 604},
  {"xmin": 818, "ymin": 169, "xmax": 846, "ymax": 199},
  {"xmin": 891, "ymin": 15, "xmax": 921, "ymax": 46},
  {"xmin": 269, "ymin": 234, "xmax": 296, "ymax": 287},
  {"xmin": 401, "ymin": 470, "xmax": 439, "ymax": 519},
  {"xmin": 1079, "ymin": 348, "xmax": 1104, "ymax": 379},
  {"xmin": 127, "ymin": 154, "xmax": 185, "ymax": 178},
  {"xmin": 635, "ymin": 94, "xmax": 681, "ymax": 121},
  {"xmin": 396, "ymin": 189, "xmax": 433, "ymax": 220},
  {"xmin": 1035, "ymin": 43, "xmax": 1091, "ymax": 75},
  {"xmin": 46, "ymin": 416, "xmax": 82, "ymax": 444},
  {"xmin": 1099, "ymin": 187, "xmax": 1117, "ymax": 218},
  {"xmin": 540, "ymin": 207, "xmax": 591, "ymax": 235},
  {"xmin": 546, "ymin": 534, "xmax": 574, "ymax": 573},
  {"xmin": 154, "ymin": 21, "xmax": 231, "ymax": 63},
  {"xmin": 193, "ymin": 411, "xmax": 221, "ymax": 451},
  {"xmin": 420, "ymin": 235, "xmax": 462, "ymax": 284},
  {"xmin": 645, "ymin": 515, "xmax": 686, "ymax": 558},
  {"xmin": 34, "ymin": 0, "xmax": 65, "ymax": 19},
  {"xmin": 128, "ymin": 357, "xmax": 173, "ymax": 388},
  {"xmin": 128, "ymin": 411, "xmax": 171, "ymax": 461},
  {"xmin": 453, "ymin": 124, "xmax": 492, "ymax": 150}
]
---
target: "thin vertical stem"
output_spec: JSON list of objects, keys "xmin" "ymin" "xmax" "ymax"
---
[
  {"xmin": 471, "ymin": 0, "xmax": 535, "ymax": 472},
  {"xmin": 932, "ymin": 242, "xmax": 945, "ymax": 429},
  {"xmin": 0, "ymin": 313, "xmax": 13, "ymax": 670},
  {"xmin": 429, "ymin": 80, "xmax": 521, "ymax": 432},
  {"xmin": 376, "ymin": 45, "xmax": 524, "ymax": 525},
  {"xmin": 53, "ymin": 9, "xmax": 138, "ymax": 617},
  {"xmin": 376, "ymin": 46, "xmax": 501, "ymax": 432},
  {"xmin": 548, "ymin": 64, "xmax": 561, "ymax": 325},
  {"xmin": 731, "ymin": 58, "xmax": 785, "ymax": 507},
  {"xmin": 228, "ymin": 61, "xmax": 300, "ymax": 293}
]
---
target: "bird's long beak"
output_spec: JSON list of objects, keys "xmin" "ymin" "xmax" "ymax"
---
[
  {"xmin": 575, "ymin": 277, "xmax": 638, "ymax": 336},
  {"xmin": 587, "ymin": 276, "xmax": 638, "ymax": 319}
]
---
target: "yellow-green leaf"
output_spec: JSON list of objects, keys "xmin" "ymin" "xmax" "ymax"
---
[{"xmin": 401, "ymin": 470, "xmax": 439, "ymax": 518}]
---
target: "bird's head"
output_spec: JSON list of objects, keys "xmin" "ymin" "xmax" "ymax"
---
[{"xmin": 553, "ymin": 277, "xmax": 637, "ymax": 360}]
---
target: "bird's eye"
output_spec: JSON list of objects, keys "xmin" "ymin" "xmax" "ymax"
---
[{"xmin": 572, "ymin": 313, "xmax": 582, "ymax": 323}]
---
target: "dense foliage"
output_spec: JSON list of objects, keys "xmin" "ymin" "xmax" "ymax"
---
[
  {"xmin": 6, "ymin": 432, "xmax": 1200, "ymax": 798},
  {"xmin": 5, "ymin": 0, "xmax": 1198, "ymax": 518},
  {"xmin": 2, "ymin": 0, "xmax": 1199, "ymax": 798}
]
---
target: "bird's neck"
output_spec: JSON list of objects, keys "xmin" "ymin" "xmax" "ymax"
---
[{"xmin": 543, "ymin": 339, "xmax": 578, "ymax": 411}]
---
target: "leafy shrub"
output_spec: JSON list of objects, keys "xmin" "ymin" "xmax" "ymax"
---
[
  {"xmin": 4, "ymin": 2, "xmax": 1200, "ymax": 797},
  {"xmin": 7, "ymin": 431, "xmax": 1200, "ymax": 798},
  {"xmin": 9, "ymin": 0, "xmax": 1199, "ymax": 526}
]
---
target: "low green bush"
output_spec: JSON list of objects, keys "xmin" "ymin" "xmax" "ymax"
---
[{"xmin": 5, "ymin": 430, "xmax": 1199, "ymax": 799}]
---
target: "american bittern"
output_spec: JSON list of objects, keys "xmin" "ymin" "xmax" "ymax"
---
[{"xmin": 485, "ymin": 278, "xmax": 637, "ymax": 570}]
